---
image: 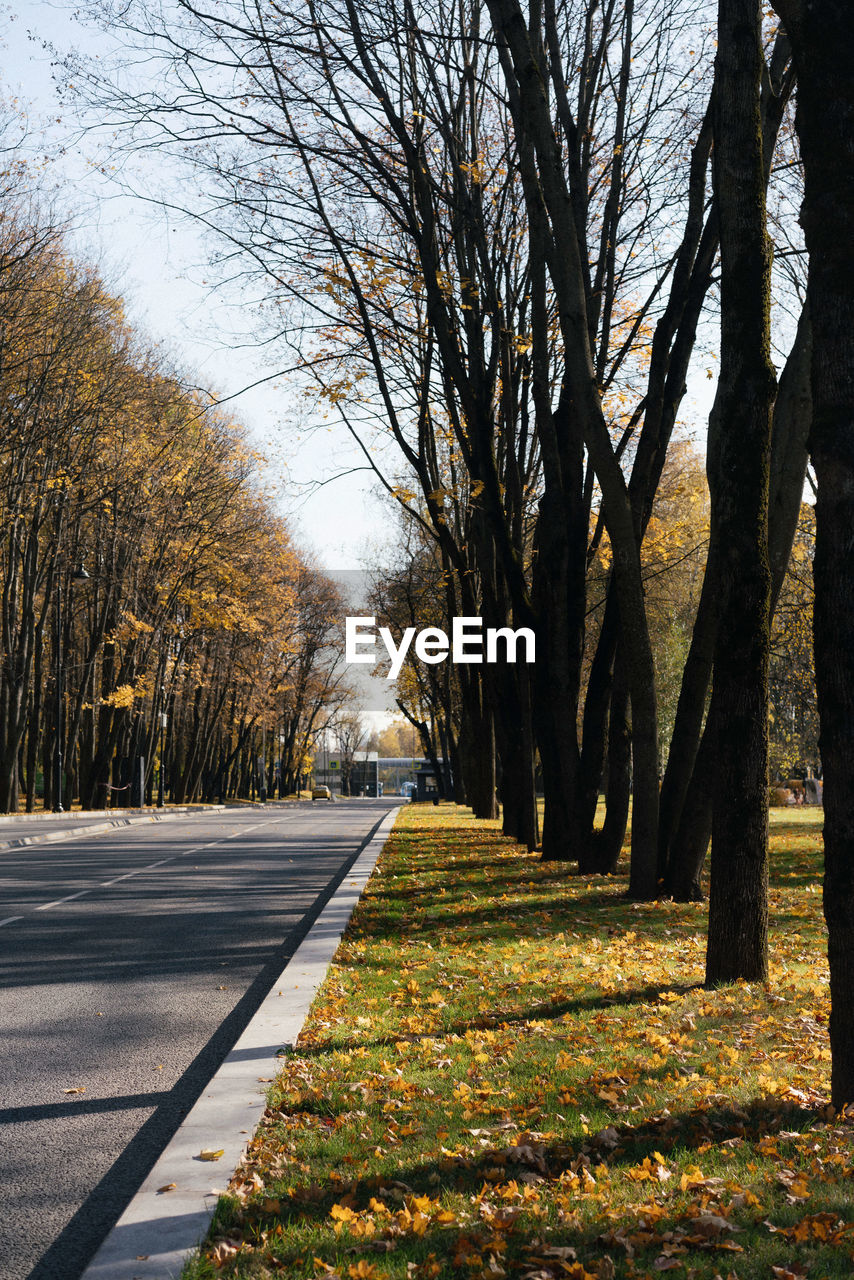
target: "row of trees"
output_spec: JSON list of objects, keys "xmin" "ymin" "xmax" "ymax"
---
[
  {"xmin": 66, "ymin": 0, "xmax": 853, "ymax": 1100},
  {"xmin": 371, "ymin": 453, "xmax": 817, "ymax": 811},
  {"xmin": 75, "ymin": 0, "xmax": 798, "ymax": 881},
  {"xmin": 366, "ymin": 436, "xmax": 710, "ymax": 802},
  {"xmin": 0, "ymin": 164, "xmax": 353, "ymax": 813}
]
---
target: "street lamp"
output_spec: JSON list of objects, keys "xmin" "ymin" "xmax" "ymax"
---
[{"xmin": 54, "ymin": 562, "xmax": 90, "ymax": 813}]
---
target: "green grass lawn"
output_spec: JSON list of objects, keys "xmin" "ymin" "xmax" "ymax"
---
[{"xmin": 182, "ymin": 802, "xmax": 852, "ymax": 1280}]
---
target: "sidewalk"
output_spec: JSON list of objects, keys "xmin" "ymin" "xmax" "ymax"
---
[
  {"xmin": 0, "ymin": 799, "xmax": 311, "ymax": 852},
  {"xmin": 0, "ymin": 806, "xmax": 228, "ymax": 852}
]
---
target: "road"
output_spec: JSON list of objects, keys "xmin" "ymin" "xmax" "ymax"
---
[{"xmin": 0, "ymin": 801, "xmax": 399, "ymax": 1280}]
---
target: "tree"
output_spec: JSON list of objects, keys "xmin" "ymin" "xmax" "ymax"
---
[
  {"xmin": 68, "ymin": 0, "xmax": 724, "ymax": 887},
  {"xmin": 703, "ymin": 0, "xmax": 777, "ymax": 985},
  {"xmin": 368, "ymin": 526, "xmax": 462, "ymax": 802},
  {"xmin": 770, "ymin": 0, "xmax": 854, "ymax": 1106},
  {"xmin": 370, "ymin": 718, "xmax": 421, "ymax": 760},
  {"xmin": 769, "ymin": 503, "xmax": 818, "ymax": 779},
  {"xmin": 66, "ymin": 0, "xmax": 815, "ymax": 926},
  {"xmin": 0, "ymin": 188, "xmax": 352, "ymax": 812},
  {"xmin": 659, "ymin": 298, "xmax": 810, "ymax": 901},
  {"xmin": 278, "ymin": 565, "xmax": 352, "ymax": 796},
  {"xmin": 333, "ymin": 710, "xmax": 368, "ymax": 797},
  {"xmin": 582, "ymin": 436, "xmax": 710, "ymax": 872}
]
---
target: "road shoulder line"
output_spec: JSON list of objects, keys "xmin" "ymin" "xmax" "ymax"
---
[{"xmin": 80, "ymin": 805, "xmax": 400, "ymax": 1280}]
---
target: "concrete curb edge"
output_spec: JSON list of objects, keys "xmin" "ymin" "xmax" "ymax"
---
[{"xmin": 79, "ymin": 805, "xmax": 400, "ymax": 1280}]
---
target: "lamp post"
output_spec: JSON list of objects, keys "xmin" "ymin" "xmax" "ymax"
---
[{"xmin": 54, "ymin": 561, "xmax": 90, "ymax": 813}]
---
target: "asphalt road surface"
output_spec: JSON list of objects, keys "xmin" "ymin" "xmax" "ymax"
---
[{"xmin": 0, "ymin": 800, "xmax": 399, "ymax": 1280}]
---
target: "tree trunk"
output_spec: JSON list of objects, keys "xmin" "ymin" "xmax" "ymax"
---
[
  {"xmin": 666, "ymin": 711, "xmax": 716, "ymax": 901},
  {"xmin": 578, "ymin": 587, "xmax": 620, "ymax": 842},
  {"xmin": 658, "ymin": 549, "xmax": 719, "ymax": 879},
  {"xmin": 661, "ymin": 304, "xmax": 811, "ymax": 889},
  {"xmin": 705, "ymin": 0, "xmax": 776, "ymax": 985},
  {"xmin": 582, "ymin": 652, "xmax": 630, "ymax": 875},
  {"xmin": 772, "ymin": 0, "xmax": 854, "ymax": 1105},
  {"xmin": 532, "ymin": 488, "xmax": 587, "ymax": 862},
  {"xmin": 457, "ymin": 670, "xmax": 498, "ymax": 819},
  {"xmin": 490, "ymin": 660, "xmax": 538, "ymax": 849},
  {"xmin": 476, "ymin": 707, "xmax": 498, "ymax": 820}
]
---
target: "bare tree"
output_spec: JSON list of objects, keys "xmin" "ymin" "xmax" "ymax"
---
[{"xmin": 333, "ymin": 709, "xmax": 368, "ymax": 796}]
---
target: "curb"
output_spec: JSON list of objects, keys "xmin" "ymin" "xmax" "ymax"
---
[
  {"xmin": 80, "ymin": 805, "xmax": 400, "ymax": 1280},
  {"xmin": 0, "ymin": 807, "xmax": 227, "ymax": 853}
]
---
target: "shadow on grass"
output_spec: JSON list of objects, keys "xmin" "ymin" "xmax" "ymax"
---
[
  {"xmin": 183, "ymin": 810, "xmax": 841, "ymax": 1279},
  {"xmin": 354, "ymin": 892, "xmax": 705, "ymax": 952},
  {"xmin": 291, "ymin": 980, "xmax": 703, "ymax": 1059},
  {"xmin": 206, "ymin": 1097, "xmax": 850, "ymax": 1280},
  {"xmin": 361, "ymin": 822, "xmax": 824, "ymax": 962}
]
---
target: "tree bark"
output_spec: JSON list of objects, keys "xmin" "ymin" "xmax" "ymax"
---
[
  {"xmin": 705, "ymin": 0, "xmax": 776, "ymax": 984},
  {"xmin": 661, "ymin": 305, "xmax": 811, "ymax": 893},
  {"xmin": 582, "ymin": 651, "xmax": 630, "ymax": 875},
  {"xmin": 658, "ymin": 547, "xmax": 719, "ymax": 882},
  {"xmin": 772, "ymin": 0, "xmax": 854, "ymax": 1105},
  {"xmin": 578, "ymin": 588, "xmax": 620, "ymax": 843},
  {"xmin": 668, "ymin": 710, "xmax": 716, "ymax": 901},
  {"xmin": 532, "ymin": 490, "xmax": 586, "ymax": 861}
]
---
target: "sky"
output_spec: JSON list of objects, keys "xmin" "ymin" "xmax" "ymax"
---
[
  {"xmin": 1, "ymin": 1, "xmax": 396, "ymax": 573},
  {"xmin": 0, "ymin": 1, "xmax": 738, "ymax": 736}
]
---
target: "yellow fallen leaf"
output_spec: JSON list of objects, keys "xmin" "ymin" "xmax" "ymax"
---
[
  {"xmin": 198, "ymin": 1148, "xmax": 225, "ymax": 1161},
  {"xmin": 157, "ymin": 1183, "xmax": 177, "ymax": 1193},
  {"xmin": 63, "ymin": 1086, "xmax": 85, "ymax": 1094},
  {"xmin": 210, "ymin": 1239, "xmax": 241, "ymax": 1265}
]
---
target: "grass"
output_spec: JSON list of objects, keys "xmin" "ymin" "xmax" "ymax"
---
[{"xmin": 181, "ymin": 802, "xmax": 853, "ymax": 1280}]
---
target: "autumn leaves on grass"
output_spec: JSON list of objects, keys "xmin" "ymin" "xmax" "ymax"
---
[{"xmin": 185, "ymin": 804, "xmax": 850, "ymax": 1280}]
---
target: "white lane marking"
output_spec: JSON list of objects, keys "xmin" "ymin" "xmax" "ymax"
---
[
  {"xmin": 35, "ymin": 889, "xmax": 90, "ymax": 910},
  {"xmin": 0, "ymin": 816, "xmax": 296, "ymax": 928}
]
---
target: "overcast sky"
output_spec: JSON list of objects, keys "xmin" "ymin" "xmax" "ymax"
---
[{"xmin": 1, "ymin": 2, "xmax": 395, "ymax": 572}]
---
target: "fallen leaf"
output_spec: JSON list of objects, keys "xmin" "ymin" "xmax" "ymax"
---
[
  {"xmin": 198, "ymin": 1148, "xmax": 225, "ymax": 1161},
  {"xmin": 210, "ymin": 1238, "xmax": 241, "ymax": 1265},
  {"xmin": 690, "ymin": 1213, "xmax": 740, "ymax": 1238},
  {"xmin": 348, "ymin": 1261, "xmax": 388, "ymax": 1279},
  {"xmin": 157, "ymin": 1183, "xmax": 177, "ymax": 1193},
  {"xmin": 592, "ymin": 1127, "xmax": 620, "ymax": 1150}
]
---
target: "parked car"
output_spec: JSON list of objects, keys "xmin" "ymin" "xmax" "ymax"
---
[{"xmin": 312, "ymin": 785, "xmax": 332, "ymax": 801}]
